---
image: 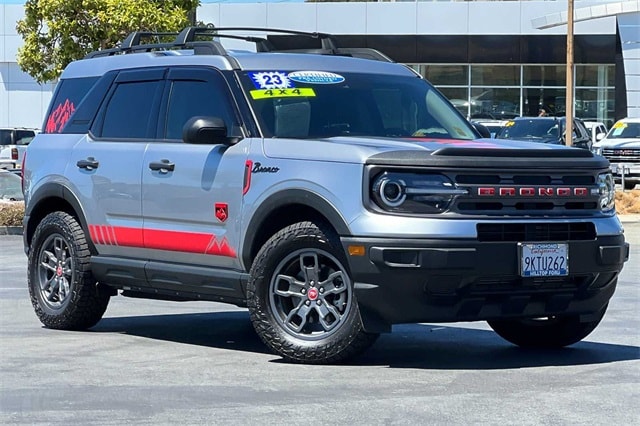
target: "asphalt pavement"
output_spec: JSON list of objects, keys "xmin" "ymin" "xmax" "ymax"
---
[{"xmin": 0, "ymin": 224, "xmax": 638, "ymax": 425}]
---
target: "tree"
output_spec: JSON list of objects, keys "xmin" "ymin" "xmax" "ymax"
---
[{"xmin": 16, "ymin": 0, "xmax": 200, "ymax": 83}]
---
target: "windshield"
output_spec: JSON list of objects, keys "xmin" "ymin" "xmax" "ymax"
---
[
  {"xmin": 496, "ymin": 119, "xmax": 561, "ymax": 140},
  {"xmin": 606, "ymin": 121, "xmax": 640, "ymax": 139},
  {"xmin": 239, "ymin": 71, "xmax": 477, "ymax": 140}
]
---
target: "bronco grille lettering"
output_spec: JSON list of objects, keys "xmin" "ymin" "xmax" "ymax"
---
[{"xmin": 477, "ymin": 187, "xmax": 589, "ymax": 197}]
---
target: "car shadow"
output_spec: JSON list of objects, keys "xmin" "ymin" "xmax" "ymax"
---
[{"xmin": 91, "ymin": 311, "xmax": 640, "ymax": 370}]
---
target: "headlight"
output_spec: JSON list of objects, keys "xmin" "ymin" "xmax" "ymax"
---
[
  {"xmin": 592, "ymin": 146, "xmax": 603, "ymax": 156},
  {"xmin": 371, "ymin": 172, "xmax": 467, "ymax": 214},
  {"xmin": 597, "ymin": 172, "xmax": 615, "ymax": 211}
]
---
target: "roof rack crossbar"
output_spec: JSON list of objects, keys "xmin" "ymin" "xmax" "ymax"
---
[
  {"xmin": 121, "ymin": 31, "xmax": 179, "ymax": 49},
  {"xmin": 84, "ymin": 26, "xmax": 393, "ymax": 62}
]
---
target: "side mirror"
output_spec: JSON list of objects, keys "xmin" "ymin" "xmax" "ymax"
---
[
  {"xmin": 183, "ymin": 116, "xmax": 234, "ymax": 145},
  {"xmin": 596, "ymin": 132, "xmax": 605, "ymax": 141},
  {"xmin": 472, "ymin": 122, "xmax": 491, "ymax": 139}
]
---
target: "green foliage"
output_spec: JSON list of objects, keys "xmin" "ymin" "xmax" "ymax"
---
[
  {"xmin": 0, "ymin": 202, "xmax": 25, "ymax": 227},
  {"xmin": 16, "ymin": 0, "xmax": 200, "ymax": 83}
]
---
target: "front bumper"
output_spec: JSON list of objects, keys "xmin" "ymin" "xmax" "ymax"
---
[
  {"xmin": 610, "ymin": 162, "xmax": 640, "ymax": 180},
  {"xmin": 342, "ymin": 235, "xmax": 628, "ymax": 333}
]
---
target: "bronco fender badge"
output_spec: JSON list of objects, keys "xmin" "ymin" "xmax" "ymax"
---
[{"xmin": 252, "ymin": 162, "xmax": 280, "ymax": 173}]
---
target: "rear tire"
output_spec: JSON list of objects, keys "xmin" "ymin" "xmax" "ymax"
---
[
  {"xmin": 247, "ymin": 221, "xmax": 378, "ymax": 364},
  {"xmin": 28, "ymin": 211, "xmax": 110, "ymax": 330},
  {"xmin": 487, "ymin": 305, "xmax": 607, "ymax": 348},
  {"xmin": 623, "ymin": 181, "xmax": 636, "ymax": 190}
]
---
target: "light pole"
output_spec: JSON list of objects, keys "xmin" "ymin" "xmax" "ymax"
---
[{"xmin": 565, "ymin": 0, "xmax": 574, "ymax": 146}]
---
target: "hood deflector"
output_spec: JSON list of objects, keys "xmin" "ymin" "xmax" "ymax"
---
[{"xmin": 366, "ymin": 148, "xmax": 609, "ymax": 169}]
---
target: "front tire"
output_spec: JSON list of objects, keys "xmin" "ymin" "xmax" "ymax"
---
[
  {"xmin": 247, "ymin": 221, "xmax": 378, "ymax": 364},
  {"xmin": 487, "ymin": 305, "xmax": 607, "ymax": 348},
  {"xmin": 28, "ymin": 211, "xmax": 110, "ymax": 330}
]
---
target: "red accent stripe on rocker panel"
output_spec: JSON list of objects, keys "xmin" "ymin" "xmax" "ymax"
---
[
  {"xmin": 88, "ymin": 225, "xmax": 236, "ymax": 257},
  {"xmin": 144, "ymin": 229, "xmax": 237, "ymax": 257}
]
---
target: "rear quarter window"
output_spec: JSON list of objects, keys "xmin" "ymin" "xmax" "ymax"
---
[{"xmin": 44, "ymin": 77, "xmax": 99, "ymax": 133}]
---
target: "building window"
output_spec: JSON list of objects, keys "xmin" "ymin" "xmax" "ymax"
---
[
  {"xmin": 470, "ymin": 87, "xmax": 520, "ymax": 119},
  {"xmin": 418, "ymin": 65, "xmax": 468, "ymax": 86},
  {"xmin": 576, "ymin": 65, "xmax": 614, "ymax": 87},
  {"xmin": 523, "ymin": 65, "xmax": 566, "ymax": 87},
  {"xmin": 471, "ymin": 65, "xmax": 519, "ymax": 86}
]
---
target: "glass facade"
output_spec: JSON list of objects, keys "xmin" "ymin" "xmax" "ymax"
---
[{"xmin": 411, "ymin": 64, "xmax": 615, "ymax": 127}]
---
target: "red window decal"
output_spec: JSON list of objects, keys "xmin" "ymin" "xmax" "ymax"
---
[{"xmin": 45, "ymin": 99, "xmax": 75, "ymax": 133}]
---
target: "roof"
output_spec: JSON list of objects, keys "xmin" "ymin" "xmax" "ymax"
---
[{"xmin": 61, "ymin": 51, "xmax": 414, "ymax": 80}]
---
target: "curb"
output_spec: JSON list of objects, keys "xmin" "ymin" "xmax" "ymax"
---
[
  {"xmin": 619, "ymin": 214, "xmax": 640, "ymax": 223},
  {"xmin": 0, "ymin": 226, "xmax": 23, "ymax": 235}
]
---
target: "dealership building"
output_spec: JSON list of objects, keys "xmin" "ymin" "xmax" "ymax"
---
[{"xmin": 0, "ymin": 0, "xmax": 638, "ymax": 129}]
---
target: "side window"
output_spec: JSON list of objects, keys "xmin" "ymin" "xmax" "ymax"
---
[
  {"xmin": 44, "ymin": 77, "xmax": 99, "ymax": 133},
  {"xmin": 101, "ymin": 80, "xmax": 162, "ymax": 139},
  {"xmin": 165, "ymin": 78, "xmax": 234, "ymax": 140}
]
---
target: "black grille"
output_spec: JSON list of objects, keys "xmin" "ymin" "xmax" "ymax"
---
[
  {"xmin": 477, "ymin": 222, "xmax": 596, "ymax": 242},
  {"xmin": 449, "ymin": 170, "xmax": 600, "ymax": 214}
]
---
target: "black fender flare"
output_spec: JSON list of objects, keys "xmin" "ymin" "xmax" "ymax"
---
[
  {"xmin": 241, "ymin": 189, "xmax": 351, "ymax": 268},
  {"xmin": 24, "ymin": 182, "xmax": 94, "ymax": 254}
]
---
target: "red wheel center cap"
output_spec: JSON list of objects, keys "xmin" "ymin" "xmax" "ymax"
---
[
  {"xmin": 307, "ymin": 287, "xmax": 318, "ymax": 301},
  {"xmin": 56, "ymin": 266, "xmax": 63, "ymax": 277}
]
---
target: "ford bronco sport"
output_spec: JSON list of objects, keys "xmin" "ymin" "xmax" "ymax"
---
[{"xmin": 22, "ymin": 27, "xmax": 629, "ymax": 364}]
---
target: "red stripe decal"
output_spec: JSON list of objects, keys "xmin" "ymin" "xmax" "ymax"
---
[
  {"xmin": 88, "ymin": 225, "xmax": 236, "ymax": 258},
  {"xmin": 88, "ymin": 225, "xmax": 97, "ymax": 244},
  {"xmin": 112, "ymin": 227, "xmax": 144, "ymax": 247}
]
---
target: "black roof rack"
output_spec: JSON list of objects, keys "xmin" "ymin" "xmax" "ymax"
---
[{"xmin": 84, "ymin": 26, "xmax": 393, "ymax": 62}]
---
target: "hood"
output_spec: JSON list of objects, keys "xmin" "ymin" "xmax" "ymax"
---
[
  {"xmin": 263, "ymin": 136, "xmax": 579, "ymax": 164},
  {"xmin": 593, "ymin": 138, "xmax": 640, "ymax": 149}
]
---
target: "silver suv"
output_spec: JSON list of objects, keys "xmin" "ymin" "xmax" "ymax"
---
[{"xmin": 22, "ymin": 27, "xmax": 628, "ymax": 364}]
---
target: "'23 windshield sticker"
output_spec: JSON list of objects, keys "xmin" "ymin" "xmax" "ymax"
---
[{"xmin": 249, "ymin": 72, "xmax": 292, "ymax": 89}]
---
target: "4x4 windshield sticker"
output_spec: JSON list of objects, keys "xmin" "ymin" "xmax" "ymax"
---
[
  {"xmin": 288, "ymin": 71, "xmax": 345, "ymax": 84},
  {"xmin": 45, "ymin": 99, "xmax": 76, "ymax": 133},
  {"xmin": 250, "ymin": 88, "xmax": 316, "ymax": 100},
  {"xmin": 249, "ymin": 72, "xmax": 292, "ymax": 89}
]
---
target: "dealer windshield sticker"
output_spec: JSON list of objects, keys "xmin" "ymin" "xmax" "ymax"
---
[
  {"xmin": 288, "ymin": 71, "xmax": 345, "ymax": 84},
  {"xmin": 612, "ymin": 121, "xmax": 627, "ymax": 129},
  {"xmin": 505, "ymin": 121, "xmax": 515, "ymax": 127},
  {"xmin": 249, "ymin": 72, "xmax": 292, "ymax": 89},
  {"xmin": 250, "ymin": 88, "xmax": 316, "ymax": 100}
]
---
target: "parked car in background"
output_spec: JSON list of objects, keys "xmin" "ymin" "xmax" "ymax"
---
[
  {"xmin": 0, "ymin": 127, "xmax": 37, "ymax": 169},
  {"xmin": 470, "ymin": 119, "xmax": 509, "ymax": 138},
  {"xmin": 495, "ymin": 117, "xmax": 592, "ymax": 150},
  {"xmin": 592, "ymin": 117, "xmax": 640, "ymax": 190},
  {"xmin": 0, "ymin": 169, "xmax": 24, "ymax": 201},
  {"xmin": 583, "ymin": 121, "xmax": 608, "ymax": 145}
]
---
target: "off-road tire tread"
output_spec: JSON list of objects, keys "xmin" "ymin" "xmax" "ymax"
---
[
  {"xmin": 247, "ymin": 221, "xmax": 378, "ymax": 364},
  {"xmin": 28, "ymin": 211, "xmax": 110, "ymax": 330}
]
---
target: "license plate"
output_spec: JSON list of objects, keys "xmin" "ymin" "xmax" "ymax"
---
[{"xmin": 519, "ymin": 243, "xmax": 568, "ymax": 277}]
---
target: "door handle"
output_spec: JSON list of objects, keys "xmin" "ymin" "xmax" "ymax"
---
[
  {"xmin": 149, "ymin": 159, "xmax": 175, "ymax": 173},
  {"xmin": 77, "ymin": 157, "xmax": 99, "ymax": 170}
]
